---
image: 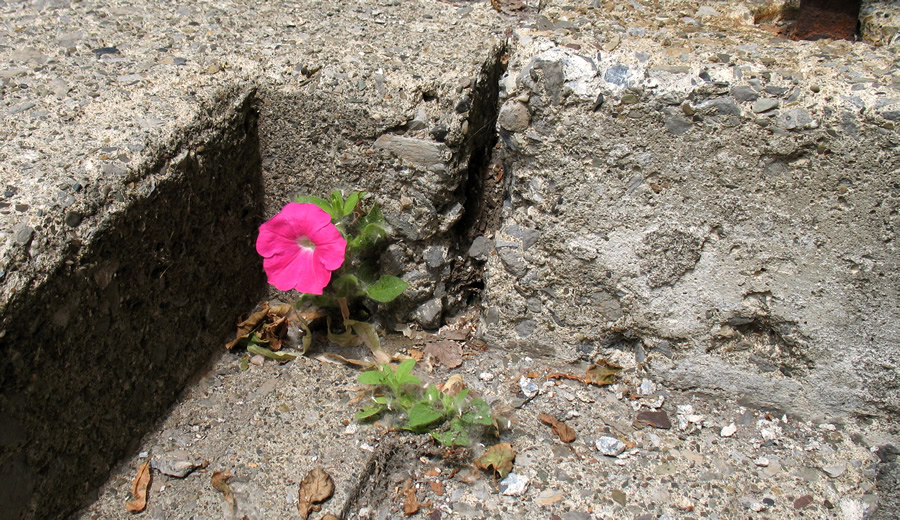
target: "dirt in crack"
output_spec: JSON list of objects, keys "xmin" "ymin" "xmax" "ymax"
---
[
  {"xmin": 340, "ymin": 433, "xmax": 471, "ymax": 519},
  {"xmin": 444, "ymin": 44, "xmax": 509, "ymax": 313},
  {"xmin": 754, "ymin": 0, "xmax": 862, "ymax": 41}
]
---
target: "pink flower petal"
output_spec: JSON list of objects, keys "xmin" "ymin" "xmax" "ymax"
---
[
  {"xmin": 308, "ymin": 224, "xmax": 347, "ymax": 270},
  {"xmin": 279, "ymin": 202, "xmax": 334, "ymax": 236},
  {"xmin": 263, "ymin": 248, "xmax": 332, "ymax": 294},
  {"xmin": 255, "ymin": 202, "xmax": 347, "ymax": 294}
]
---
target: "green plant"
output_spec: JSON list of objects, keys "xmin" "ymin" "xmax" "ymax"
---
[
  {"xmin": 294, "ymin": 190, "xmax": 407, "ymax": 309},
  {"xmin": 355, "ymin": 360, "xmax": 495, "ymax": 446}
]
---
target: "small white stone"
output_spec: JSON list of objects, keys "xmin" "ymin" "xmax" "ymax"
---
[
  {"xmin": 754, "ymin": 457, "xmax": 770, "ymax": 467},
  {"xmin": 478, "ymin": 372, "xmax": 494, "ymax": 382},
  {"xmin": 639, "ymin": 378, "xmax": 657, "ymax": 395},
  {"xmin": 596, "ymin": 436, "xmax": 626, "ymax": 456},
  {"xmin": 720, "ymin": 423, "xmax": 737, "ymax": 437},
  {"xmin": 500, "ymin": 473, "xmax": 529, "ymax": 496},
  {"xmin": 518, "ymin": 376, "xmax": 539, "ymax": 399}
]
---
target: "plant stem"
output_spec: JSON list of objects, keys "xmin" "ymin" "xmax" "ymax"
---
[{"xmin": 337, "ymin": 297, "xmax": 350, "ymax": 320}]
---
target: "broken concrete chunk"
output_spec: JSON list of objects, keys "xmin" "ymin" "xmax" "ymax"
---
[
  {"xmin": 373, "ymin": 134, "xmax": 449, "ymax": 169},
  {"xmin": 498, "ymin": 101, "xmax": 530, "ymax": 132}
]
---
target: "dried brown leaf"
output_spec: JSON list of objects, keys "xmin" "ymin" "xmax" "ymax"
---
[
  {"xmin": 424, "ymin": 340, "xmax": 463, "ymax": 369},
  {"xmin": 584, "ymin": 359, "xmax": 623, "ymax": 386},
  {"xmin": 441, "ymin": 374, "xmax": 466, "ymax": 395},
  {"xmin": 125, "ymin": 462, "xmax": 151, "ymax": 513},
  {"xmin": 428, "ymin": 481, "xmax": 444, "ymax": 496},
  {"xmin": 546, "ymin": 372, "xmax": 584, "ymax": 382},
  {"xmin": 211, "ymin": 470, "xmax": 235, "ymax": 509},
  {"xmin": 440, "ymin": 329, "xmax": 468, "ymax": 341},
  {"xmin": 313, "ymin": 352, "xmax": 374, "ymax": 368},
  {"xmin": 538, "ymin": 413, "xmax": 576, "ymax": 443},
  {"xmin": 225, "ymin": 306, "xmax": 270, "ymax": 349},
  {"xmin": 298, "ymin": 467, "xmax": 335, "ymax": 519},
  {"xmin": 475, "ymin": 443, "xmax": 516, "ymax": 478},
  {"xmin": 401, "ymin": 480, "xmax": 419, "ymax": 515}
]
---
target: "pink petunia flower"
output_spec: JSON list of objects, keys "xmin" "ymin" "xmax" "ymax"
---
[{"xmin": 256, "ymin": 203, "xmax": 347, "ymax": 294}]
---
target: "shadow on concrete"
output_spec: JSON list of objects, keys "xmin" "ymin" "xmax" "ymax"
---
[{"xmin": 0, "ymin": 91, "xmax": 266, "ymax": 519}]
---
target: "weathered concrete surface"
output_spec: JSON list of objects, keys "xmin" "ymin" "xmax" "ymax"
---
[
  {"xmin": 1, "ymin": 0, "xmax": 899, "ymax": 518},
  {"xmin": 0, "ymin": 1, "xmax": 505, "ymax": 518},
  {"xmin": 479, "ymin": 0, "xmax": 900, "ymax": 436},
  {"xmin": 76, "ymin": 325, "xmax": 890, "ymax": 520}
]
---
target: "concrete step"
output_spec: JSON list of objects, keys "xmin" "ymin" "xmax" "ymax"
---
[{"xmin": 1, "ymin": 0, "xmax": 898, "ymax": 518}]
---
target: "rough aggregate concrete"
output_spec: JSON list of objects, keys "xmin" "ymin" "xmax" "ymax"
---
[
  {"xmin": 0, "ymin": 0, "xmax": 898, "ymax": 518},
  {"xmin": 478, "ymin": 0, "xmax": 900, "ymax": 433},
  {"xmin": 76, "ymin": 327, "xmax": 891, "ymax": 519}
]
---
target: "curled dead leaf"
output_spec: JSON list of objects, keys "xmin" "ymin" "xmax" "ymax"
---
[
  {"xmin": 546, "ymin": 372, "xmax": 583, "ymax": 382},
  {"xmin": 538, "ymin": 413, "xmax": 577, "ymax": 443},
  {"xmin": 211, "ymin": 470, "xmax": 235, "ymax": 510},
  {"xmin": 298, "ymin": 467, "xmax": 335, "ymax": 519},
  {"xmin": 475, "ymin": 443, "xmax": 516, "ymax": 478},
  {"xmin": 226, "ymin": 306, "xmax": 269, "ymax": 349},
  {"xmin": 226, "ymin": 301, "xmax": 318, "ymax": 351},
  {"xmin": 441, "ymin": 374, "xmax": 466, "ymax": 395},
  {"xmin": 584, "ymin": 359, "xmax": 623, "ymax": 386},
  {"xmin": 401, "ymin": 479, "xmax": 419, "ymax": 515},
  {"xmin": 125, "ymin": 461, "xmax": 151, "ymax": 513}
]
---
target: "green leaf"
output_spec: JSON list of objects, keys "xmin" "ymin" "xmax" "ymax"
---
[
  {"xmin": 247, "ymin": 344, "xmax": 299, "ymax": 362},
  {"xmin": 358, "ymin": 222, "xmax": 387, "ymax": 245},
  {"xmin": 297, "ymin": 293, "xmax": 338, "ymax": 309},
  {"xmin": 424, "ymin": 385, "xmax": 440, "ymax": 403},
  {"xmin": 431, "ymin": 423, "xmax": 470, "ymax": 447},
  {"xmin": 405, "ymin": 402, "xmax": 445, "ymax": 431},
  {"xmin": 239, "ymin": 354, "xmax": 250, "ymax": 371},
  {"xmin": 462, "ymin": 399, "xmax": 494, "ymax": 425},
  {"xmin": 330, "ymin": 190, "xmax": 345, "ymax": 218},
  {"xmin": 343, "ymin": 191, "xmax": 363, "ymax": 217},
  {"xmin": 356, "ymin": 405, "xmax": 385, "ymax": 420},
  {"xmin": 293, "ymin": 314, "xmax": 312, "ymax": 355},
  {"xmin": 358, "ymin": 369, "xmax": 387, "ymax": 386},
  {"xmin": 327, "ymin": 317, "xmax": 359, "ymax": 347},
  {"xmin": 332, "ymin": 275, "xmax": 362, "ymax": 299},
  {"xmin": 361, "ymin": 203, "xmax": 385, "ymax": 227},
  {"xmin": 430, "ymin": 431, "xmax": 455, "ymax": 446},
  {"xmin": 294, "ymin": 195, "xmax": 334, "ymax": 217},
  {"xmin": 365, "ymin": 275, "xmax": 409, "ymax": 303},
  {"xmin": 392, "ymin": 358, "xmax": 420, "ymax": 386}
]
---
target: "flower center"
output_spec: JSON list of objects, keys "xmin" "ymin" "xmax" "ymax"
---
[{"xmin": 297, "ymin": 235, "xmax": 316, "ymax": 251}]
